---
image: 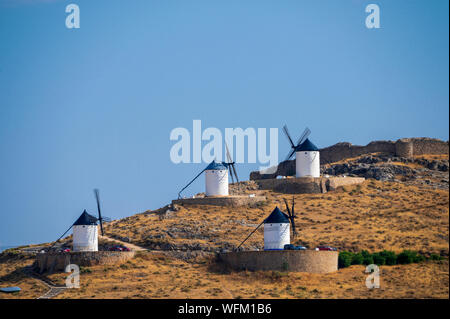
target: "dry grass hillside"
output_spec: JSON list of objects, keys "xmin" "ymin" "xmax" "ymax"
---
[
  {"xmin": 104, "ymin": 179, "xmax": 448, "ymax": 256},
  {"xmin": 49, "ymin": 253, "xmax": 448, "ymax": 299},
  {"xmin": 0, "ymin": 153, "xmax": 448, "ymax": 299}
]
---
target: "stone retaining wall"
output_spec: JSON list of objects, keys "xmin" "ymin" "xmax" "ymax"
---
[
  {"xmin": 218, "ymin": 250, "xmax": 338, "ymax": 273},
  {"xmin": 35, "ymin": 251, "xmax": 135, "ymax": 273},
  {"xmin": 172, "ymin": 195, "xmax": 266, "ymax": 207}
]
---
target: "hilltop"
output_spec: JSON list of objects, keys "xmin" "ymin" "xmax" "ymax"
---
[
  {"xmin": 0, "ymin": 152, "xmax": 448, "ymax": 299},
  {"xmin": 102, "ymin": 153, "xmax": 449, "ymax": 257}
]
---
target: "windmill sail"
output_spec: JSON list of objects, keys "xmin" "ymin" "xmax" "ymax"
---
[
  {"xmin": 282, "ymin": 125, "xmax": 295, "ymax": 148},
  {"xmin": 225, "ymin": 144, "xmax": 235, "ymax": 184},
  {"xmin": 225, "ymin": 142, "xmax": 239, "ymax": 184},
  {"xmin": 284, "ymin": 197, "xmax": 297, "ymax": 238},
  {"xmin": 295, "ymin": 127, "xmax": 311, "ymax": 148},
  {"xmin": 94, "ymin": 189, "xmax": 104, "ymax": 236},
  {"xmin": 283, "ymin": 125, "xmax": 311, "ymax": 161}
]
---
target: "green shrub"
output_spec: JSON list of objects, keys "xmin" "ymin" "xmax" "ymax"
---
[
  {"xmin": 372, "ymin": 253, "xmax": 386, "ymax": 265},
  {"xmin": 338, "ymin": 251, "xmax": 353, "ymax": 268},
  {"xmin": 429, "ymin": 254, "xmax": 443, "ymax": 261},
  {"xmin": 359, "ymin": 250, "xmax": 374, "ymax": 264},
  {"xmin": 338, "ymin": 249, "xmax": 431, "ymax": 269},
  {"xmin": 362, "ymin": 255, "xmax": 374, "ymax": 265},
  {"xmin": 351, "ymin": 253, "xmax": 364, "ymax": 265},
  {"xmin": 380, "ymin": 250, "xmax": 397, "ymax": 265},
  {"xmin": 413, "ymin": 254, "xmax": 425, "ymax": 263},
  {"xmin": 397, "ymin": 250, "xmax": 417, "ymax": 264}
]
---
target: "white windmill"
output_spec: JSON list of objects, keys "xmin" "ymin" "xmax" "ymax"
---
[
  {"xmin": 72, "ymin": 210, "xmax": 99, "ymax": 252},
  {"xmin": 263, "ymin": 207, "xmax": 291, "ymax": 250},
  {"xmin": 50, "ymin": 189, "xmax": 109, "ymax": 252},
  {"xmin": 177, "ymin": 143, "xmax": 239, "ymax": 198},
  {"xmin": 283, "ymin": 125, "xmax": 320, "ymax": 178},
  {"xmin": 236, "ymin": 200, "xmax": 298, "ymax": 251}
]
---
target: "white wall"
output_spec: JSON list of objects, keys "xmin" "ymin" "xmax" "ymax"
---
[
  {"xmin": 264, "ymin": 223, "xmax": 290, "ymax": 250},
  {"xmin": 205, "ymin": 169, "xmax": 229, "ymax": 196},
  {"xmin": 296, "ymin": 151, "xmax": 320, "ymax": 177},
  {"xmin": 73, "ymin": 225, "xmax": 98, "ymax": 252}
]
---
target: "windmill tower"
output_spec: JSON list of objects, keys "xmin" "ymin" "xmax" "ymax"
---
[
  {"xmin": 72, "ymin": 210, "xmax": 99, "ymax": 252},
  {"xmin": 263, "ymin": 207, "xmax": 291, "ymax": 250},
  {"xmin": 205, "ymin": 161, "xmax": 229, "ymax": 196},
  {"xmin": 178, "ymin": 143, "xmax": 239, "ymax": 198},
  {"xmin": 50, "ymin": 189, "xmax": 109, "ymax": 252},
  {"xmin": 283, "ymin": 125, "xmax": 320, "ymax": 178},
  {"xmin": 72, "ymin": 189, "xmax": 107, "ymax": 251},
  {"xmin": 237, "ymin": 201, "xmax": 298, "ymax": 251}
]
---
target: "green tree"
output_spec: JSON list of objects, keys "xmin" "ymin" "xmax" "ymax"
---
[{"xmin": 338, "ymin": 251, "xmax": 353, "ymax": 268}]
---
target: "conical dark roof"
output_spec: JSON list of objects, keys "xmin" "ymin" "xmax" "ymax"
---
[
  {"xmin": 205, "ymin": 161, "xmax": 228, "ymax": 170},
  {"xmin": 73, "ymin": 210, "xmax": 98, "ymax": 226},
  {"xmin": 264, "ymin": 207, "xmax": 290, "ymax": 224},
  {"xmin": 295, "ymin": 138, "xmax": 319, "ymax": 152}
]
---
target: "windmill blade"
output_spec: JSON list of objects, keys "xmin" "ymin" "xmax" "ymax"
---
[
  {"xmin": 283, "ymin": 198, "xmax": 292, "ymax": 218},
  {"xmin": 178, "ymin": 167, "xmax": 207, "ymax": 199},
  {"xmin": 224, "ymin": 143, "xmax": 235, "ymax": 183},
  {"xmin": 284, "ymin": 148, "xmax": 296, "ymax": 162},
  {"xmin": 291, "ymin": 219, "xmax": 297, "ymax": 238},
  {"xmin": 228, "ymin": 164, "xmax": 235, "ymax": 184},
  {"xmin": 231, "ymin": 163, "xmax": 239, "ymax": 184},
  {"xmin": 291, "ymin": 196, "xmax": 295, "ymax": 218},
  {"xmin": 225, "ymin": 142, "xmax": 239, "ymax": 184},
  {"xmin": 295, "ymin": 127, "xmax": 311, "ymax": 147},
  {"xmin": 94, "ymin": 189, "xmax": 104, "ymax": 236},
  {"xmin": 284, "ymin": 197, "xmax": 297, "ymax": 238},
  {"xmin": 225, "ymin": 142, "xmax": 233, "ymax": 164},
  {"xmin": 282, "ymin": 125, "xmax": 296, "ymax": 149}
]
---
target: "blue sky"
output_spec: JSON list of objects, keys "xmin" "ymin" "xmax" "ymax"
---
[{"xmin": 0, "ymin": 0, "xmax": 448, "ymax": 246}]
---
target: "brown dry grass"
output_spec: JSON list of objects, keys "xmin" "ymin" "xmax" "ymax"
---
[
  {"xmin": 0, "ymin": 253, "xmax": 47, "ymax": 299},
  {"xmin": 104, "ymin": 179, "xmax": 449, "ymax": 256},
  {"xmin": 45, "ymin": 253, "xmax": 447, "ymax": 299},
  {"xmin": 1, "ymin": 251, "xmax": 447, "ymax": 299},
  {"xmin": 0, "ymin": 153, "xmax": 448, "ymax": 299}
]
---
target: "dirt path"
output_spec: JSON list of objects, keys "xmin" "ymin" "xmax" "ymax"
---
[
  {"xmin": 99, "ymin": 235, "xmax": 148, "ymax": 251},
  {"xmin": 22, "ymin": 266, "xmax": 67, "ymax": 299}
]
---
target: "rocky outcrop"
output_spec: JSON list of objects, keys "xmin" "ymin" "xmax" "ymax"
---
[{"xmin": 321, "ymin": 154, "xmax": 449, "ymax": 189}]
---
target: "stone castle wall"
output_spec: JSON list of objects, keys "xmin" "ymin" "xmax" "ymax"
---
[
  {"xmin": 250, "ymin": 137, "xmax": 448, "ymax": 180},
  {"xmin": 254, "ymin": 176, "xmax": 365, "ymax": 194},
  {"xmin": 320, "ymin": 137, "xmax": 448, "ymax": 164}
]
